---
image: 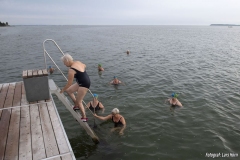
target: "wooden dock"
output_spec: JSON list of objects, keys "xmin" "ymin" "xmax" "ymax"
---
[{"xmin": 0, "ymin": 81, "xmax": 75, "ymax": 160}]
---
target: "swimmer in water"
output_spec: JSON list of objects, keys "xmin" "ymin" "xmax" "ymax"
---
[
  {"xmin": 48, "ymin": 66, "xmax": 55, "ymax": 74},
  {"xmin": 98, "ymin": 64, "xmax": 104, "ymax": 71},
  {"xmin": 86, "ymin": 93, "xmax": 104, "ymax": 111},
  {"xmin": 126, "ymin": 50, "xmax": 130, "ymax": 54},
  {"xmin": 109, "ymin": 76, "xmax": 123, "ymax": 85},
  {"xmin": 94, "ymin": 108, "xmax": 126, "ymax": 135},
  {"xmin": 167, "ymin": 93, "xmax": 183, "ymax": 107}
]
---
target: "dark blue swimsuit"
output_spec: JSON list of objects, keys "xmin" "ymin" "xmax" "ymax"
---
[
  {"xmin": 89, "ymin": 102, "xmax": 101, "ymax": 111},
  {"xmin": 112, "ymin": 116, "xmax": 123, "ymax": 127},
  {"xmin": 70, "ymin": 67, "xmax": 90, "ymax": 89}
]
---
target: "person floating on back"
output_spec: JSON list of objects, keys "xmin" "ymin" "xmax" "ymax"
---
[
  {"xmin": 167, "ymin": 93, "xmax": 183, "ymax": 107},
  {"xmin": 109, "ymin": 76, "xmax": 123, "ymax": 85},
  {"xmin": 94, "ymin": 108, "xmax": 126, "ymax": 135},
  {"xmin": 98, "ymin": 64, "xmax": 104, "ymax": 71},
  {"xmin": 48, "ymin": 66, "xmax": 55, "ymax": 74},
  {"xmin": 86, "ymin": 93, "xmax": 104, "ymax": 112}
]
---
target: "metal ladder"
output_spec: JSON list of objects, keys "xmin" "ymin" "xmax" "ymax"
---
[{"xmin": 43, "ymin": 39, "xmax": 99, "ymax": 143}]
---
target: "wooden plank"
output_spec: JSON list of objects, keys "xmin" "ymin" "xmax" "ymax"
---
[
  {"xmin": 32, "ymin": 70, "xmax": 38, "ymax": 77},
  {"xmin": 22, "ymin": 70, "xmax": 28, "ymax": 79},
  {"xmin": 30, "ymin": 103, "xmax": 46, "ymax": 160},
  {"xmin": 21, "ymin": 83, "xmax": 29, "ymax": 106},
  {"xmin": 61, "ymin": 154, "xmax": 73, "ymax": 160},
  {"xmin": 4, "ymin": 82, "xmax": 22, "ymax": 160},
  {"xmin": 38, "ymin": 70, "xmax": 43, "ymax": 76},
  {"xmin": 12, "ymin": 82, "xmax": 22, "ymax": 107},
  {"xmin": 47, "ymin": 101, "xmax": 70, "ymax": 155},
  {"xmin": 27, "ymin": 70, "xmax": 33, "ymax": 78},
  {"xmin": 39, "ymin": 100, "xmax": 60, "ymax": 158},
  {"xmin": 19, "ymin": 83, "xmax": 32, "ymax": 160},
  {"xmin": 3, "ymin": 83, "xmax": 15, "ymax": 108},
  {"xmin": 0, "ymin": 83, "xmax": 9, "ymax": 117},
  {"xmin": 0, "ymin": 83, "xmax": 15, "ymax": 160},
  {"xmin": 42, "ymin": 69, "xmax": 48, "ymax": 76},
  {"xmin": 50, "ymin": 157, "xmax": 61, "ymax": 160}
]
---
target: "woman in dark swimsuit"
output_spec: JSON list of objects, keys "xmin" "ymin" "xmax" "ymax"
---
[
  {"xmin": 94, "ymin": 108, "xmax": 126, "ymax": 135},
  {"xmin": 86, "ymin": 93, "xmax": 104, "ymax": 111},
  {"xmin": 60, "ymin": 53, "xmax": 90, "ymax": 122}
]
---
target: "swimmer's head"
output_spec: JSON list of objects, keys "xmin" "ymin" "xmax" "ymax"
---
[
  {"xmin": 112, "ymin": 108, "xmax": 119, "ymax": 114},
  {"xmin": 93, "ymin": 93, "xmax": 98, "ymax": 98},
  {"xmin": 171, "ymin": 93, "xmax": 178, "ymax": 98},
  {"xmin": 114, "ymin": 76, "xmax": 117, "ymax": 79},
  {"xmin": 98, "ymin": 64, "xmax": 102, "ymax": 67},
  {"xmin": 49, "ymin": 66, "xmax": 51, "ymax": 68}
]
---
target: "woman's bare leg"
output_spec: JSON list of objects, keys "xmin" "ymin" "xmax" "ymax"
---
[
  {"xmin": 76, "ymin": 87, "xmax": 88, "ymax": 118},
  {"xmin": 65, "ymin": 83, "xmax": 79, "ymax": 106}
]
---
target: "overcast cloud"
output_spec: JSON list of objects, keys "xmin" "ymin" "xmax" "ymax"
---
[{"xmin": 0, "ymin": 0, "xmax": 239, "ymax": 25}]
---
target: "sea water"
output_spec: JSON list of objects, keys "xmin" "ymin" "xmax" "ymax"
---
[{"xmin": 0, "ymin": 25, "xmax": 240, "ymax": 160}]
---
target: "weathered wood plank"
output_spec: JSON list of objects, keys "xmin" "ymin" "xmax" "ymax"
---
[
  {"xmin": 50, "ymin": 157, "xmax": 61, "ymax": 160},
  {"xmin": 12, "ymin": 82, "xmax": 22, "ymax": 107},
  {"xmin": 30, "ymin": 103, "xmax": 46, "ymax": 160},
  {"xmin": 4, "ymin": 82, "xmax": 22, "ymax": 160},
  {"xmin": 3, "ymin": 83, "xmax": 15, "ymax": 109},
  {"xmin": 38, "ymin": 70, "xmax": 43, "ymax": 76},
  {"xmin": 19, "ymin": 83, "xmax": 32, "ymax": 160},
  {"xmin": 47, "ymin": 100, "xmax": 70, "ymax": 155},
  {"xmin": 61, "ymin": 154, "xmax": 74, "ymax": 160},
  {"xmin": 32, "ymin": 70, "xmax": 38, "ymax": 77},
  {"xmin": 21, "ymin": 83, "xmax": 29, "ymax": 106},
  {"xmin": 0, "ymin": 83, "xmax": 15, "ymax": 160},
  {"xmin": 42, "ymin": 69, "xmax": 48, "ymax": 76},
  {"xmin": 0, "ymin": 84, "xmax": 9, "ymax": 117},
  {"xmin": 27, "ymin": 70, "xmax": 33, "ymax": 78},
  {"xmin": 22, "ymin": 70, "xmax": 28, "ymax": 79},
  {"xmin": 39, "ymin": 100, "xmax": 60, "ymax": 158}
]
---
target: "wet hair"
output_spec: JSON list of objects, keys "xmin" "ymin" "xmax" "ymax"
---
[
  {"xmin": 112, "ymin": 108, "xmax": 119, "ymax": 114},
  {"xmin": 61, "ymin": 53, "xmax": 73, "ymax": 63}
]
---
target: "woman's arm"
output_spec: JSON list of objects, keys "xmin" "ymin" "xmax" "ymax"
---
[
  {"xmin": 60, "ymin": 69, "xmax": 75, "ymax": 93},
  {"xmin": 119, "ymin": 117, "xmax": 126, "ymax": 135},
  {"xmin": 94, "ymin": 114, "xmax": 112, "ymax": 121},
  {"xmin": 86, "ymin": 101, "xmax": 91, "ymax": 108},
  {"xmin": 109, "ymin": 80, "xmax": 114, "ymax": 84},
  {"xmin": 99, "ymin": 102, "xmax": 104, "ymax": 109},
  {"xmin": 177, "ymin": 99, "xmax": 183, "ymax": 107}
]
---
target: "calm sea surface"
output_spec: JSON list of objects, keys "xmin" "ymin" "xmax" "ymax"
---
[{"xmin": 1, "ymin": 25, "xmax": 240, "ymax": 160}]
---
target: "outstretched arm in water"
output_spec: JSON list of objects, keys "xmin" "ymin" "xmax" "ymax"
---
[{"xmin": 93, "ymin": 113, "xmax": 112, "ymax": 121}]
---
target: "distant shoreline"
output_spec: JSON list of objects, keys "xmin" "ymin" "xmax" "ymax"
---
[
  {"xmin": 210, "ymin": 24, "xmax": 240, "ymax": 26},
  {"xmin": 0, "ymin": 25, "xmax": 10, "ymax": 27}
]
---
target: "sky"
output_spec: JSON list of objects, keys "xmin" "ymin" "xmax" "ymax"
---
[{"xmin": 0, "ymin": 0, "xmax": 240, "ymax": 25}]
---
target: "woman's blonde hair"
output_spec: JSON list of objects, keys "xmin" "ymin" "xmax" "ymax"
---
[
  {"xmin": 61, "ymin": 53, "xmax": 73, "ymax": 63},
  {"xmin": 112, "ymin": 108, "xmax": 119, "ymax": 114}
]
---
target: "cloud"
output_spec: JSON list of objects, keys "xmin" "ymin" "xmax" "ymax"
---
[{"xmin": 1, "ymin": 0, "xmax": 240, "ymax": 25}]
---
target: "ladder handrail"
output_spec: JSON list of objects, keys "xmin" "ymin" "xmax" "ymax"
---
[{"xmin": 42, "ymin": 39, "xmax": 94, "ymax": 98}]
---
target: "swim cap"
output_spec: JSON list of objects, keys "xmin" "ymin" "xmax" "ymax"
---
[
  {"xmin": 171, "ymin": 93, "xmax": 178, "ymax": 98},
  {"xmin": 93, "ymin": 93, "xmax": 98, "ymax": 98},
  {"xmin": 114, "ymin": 76, "xmax": 117, "ymax": 78},
  {"xmin": 98, "ymin": 64, "xmax": 102, "ymax": 67}
]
